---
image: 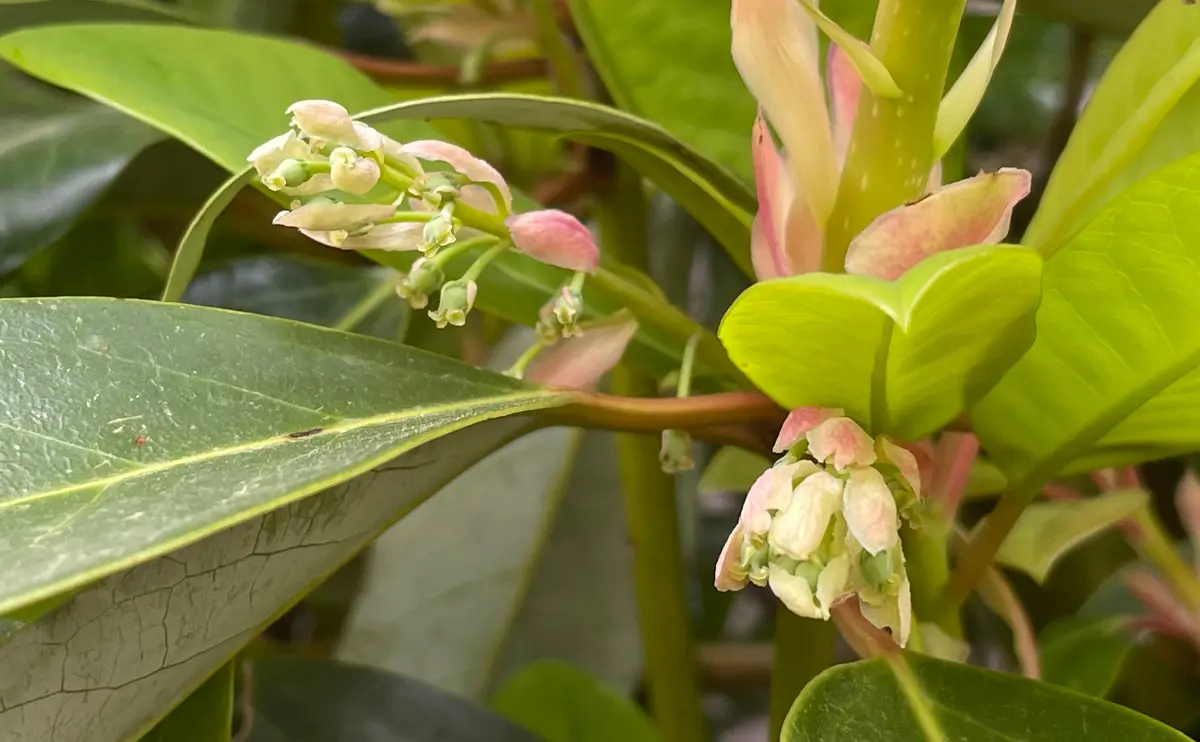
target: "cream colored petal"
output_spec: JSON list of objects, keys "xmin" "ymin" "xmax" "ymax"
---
[
  {"xmin": 815, "ymin": 552, "xmax": 851, "ymax": 619},
  {"xmin": 769, "ymin": 564, "xmax": 822, "ymax": 619},
  {"xmin": 715, "ymin": 524, "xmax": 750, "ymax": 591},
  {"xmin": 807, "ymin": 417, "xmax": 876, "ymax": 470},
  {"xmin": 273, "ymin": 203, "xmax": 397, "ymax": 232},
  {"xmin": 299, "ymin": 221, "xmax": 425, "ymax": 251},
  {"xmin": 842, "ymin": 466, "xmax": 900, "ymax": 555},
  {"xmin": 768, "ymin": 470, "xmax": 843, "ymax": 560}
]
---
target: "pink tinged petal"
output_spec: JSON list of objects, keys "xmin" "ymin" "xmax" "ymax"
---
[
  {"xmin": 287, "ymin": 100, "xmax": 361, "ymax": 148},
  {"xmin": 827, "ymin": 44, "xmax": 862, "ymax": 169},
  {"xmin": 843, "ymin": 168, "xmax": 1033, "ymax": 281},
  {"xmin": 273, "ymin": 203, "xmax": 397, "ymax": 232},
  {"xmin": 400, "ymin": 140, "xmax": 514, "ymax": 213},
  {"xmin": 301, "ymin": 222, "xmax": 426, "ymax": 251},
  {"xmin": 715, "ymin": 525, "xmax": 750, "ymax": 591},
  {"xmin": 878, "ymin": 437, "xmax": 921, "ymax": 496},
  {"xmin": 842, "ymin": 466, "xmax": 900, "ymax": 555},
  {"xmin": 525, "ymin": 317, "xmax": 639, "ymax": 390},
  {"xmin": 506, "ymin": 209, "xmax": 601, "ymax": 272},
  {"xmin": 768, "ymin": 564, "xmax": 823, "ymax": 619},
  {"xmin": 768, "ymin": 470, "xmax": 844, "ymax": 560},
  {"xmin": 807, "ymin": 417, "xmax": 876, "ymax": 470},
  {"xmin": 740, "ymin": 462, "xmax": 805, "ymax": 536},
  {"xmin": 731, "ymin": 0, "xmax": 837, "ymax": 225},
  {"xmin": 815, "ymin": 553, "xmax": 852, "ymax": 619},
  {"xmin": 774, "ymin": 406, "xmax": 845, "ymax": 453}
]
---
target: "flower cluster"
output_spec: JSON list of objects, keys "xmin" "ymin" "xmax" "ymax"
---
[
  {"xmin": 715, "ymin": 407, "xmax": 921, "ymax": 646},
  {"xmin": 248, "ymin": 100, "xmax": 599, "ymax": 333}
]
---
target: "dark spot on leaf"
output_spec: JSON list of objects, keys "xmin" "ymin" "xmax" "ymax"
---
[
  {"xmin": 134, "ymin": 435, "xmax": 148, "ymax": 447},
  {"xmin": 287, "ymin": 427, "xmax": 324, "ymax": 439}
]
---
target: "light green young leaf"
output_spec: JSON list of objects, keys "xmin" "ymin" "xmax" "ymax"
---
[
  {"xmin": 933, "ymin": 0, "xmax": 1017, "ymax": 160},
  {"xmin": 161, "ymin": 168, "xmax": 255, "ymax": 302},
  {"xmin": 140, "ymin": 662, "xmax": 234, "ymax": 742},
  {"xmin": 720, "ymin": 244, "xmax": 1041, "ymax": 440},
  {"xmin": 1040, "ymin": 617, "xmax": 1136, "ymax": 699},
  {"xmin": 783, "ymin": 653, "xmax": 1189, "ymax": 742},
  {"xmin": 0, "ymin": 417, "xmax": 535, "ymax": 742},
  {"xmin": 566, "ymin": 0, "xmax": 756, "ymax": 180},
  {"xmin": 246, "ymin": 657, "xmax": 543, "ymax": 742},
  {"xmin": 491, "ymin": 660, "xmax": 659, "ymax": 742},
  {"xmin": 973, "ymin": 153, "xmax": 1200, "ymax": 491},
  {"xmin": 699, "ymin": 446, "xmax": 772, "ymax": 494},
  {"xmin": 1025, "ymin": 0, "xmax": 1200, "ymax": 252},
  {"xmin": 0, "ymin": 298, "xmax": 568, "ymax": 617},
  {"xmin": 993, "ymin": 490, "xmax": 1147, "ymax": 583},
  {"xmin": 795, "ymin": 0, "xmax": 902, "ymax": 98}
]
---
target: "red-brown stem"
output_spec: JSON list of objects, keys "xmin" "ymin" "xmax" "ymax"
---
[
  {"xmin": 931, "ymin": 432, "xmax": 978, "ymax": 519},
  {"xmin": 338, "ymin": 50, "xmax": 549, "ymax": 86},
  {"xmin": 831, "ymin": 598, "xmax": 901, "ymax": 659}
]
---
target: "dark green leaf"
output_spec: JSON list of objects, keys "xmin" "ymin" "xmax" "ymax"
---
[
  {"xmin": 0, "ymin": 414, "xmax": 539, "ymax": 740},
  {"xmin": 141, "ymin": 662, "xmax": 235, "ymax": 742},
  {"xmin": 0, "ymin": 70, "xmax": 161, "ymax": 274},
  {"xmin": 721, "ymin": 245, "xmax": 1041, "ymax": 440},
  {"xmin": 183, "ymin": 255, "xmax": 408, "ymax": 340},
  {"xmin": 1040, "ymin": 617, "xmax": 1136, "ymax": 699},
  {"xmin": 973, "ymin": 153, "xmax": 1200, "ymax": 489},
  {"xmin": 1022, "ymin": 0, "xmax": 1156, "ymax": 35},
  {"xmin": 0, "ymin": 0, "xmax": 193, "ymax": 33},
  {"xmin": 567, "ymin": 0, "xmax": 755, "ymax": 181},
  {"xmin": 994, "ymin": 490, "xmax": 1147, "ymax": 583},
  {"xmin": 783, "ymin": 653, "xmax": 1189, "ymax": 741},
  {"xmin": 491, "ymin": 660, "xmax": 659, "ymax": 742},
  {"xmin": 1026, "ymin": 0, "xmax": 1200, "ymax": 252},
  {"xmin": 245, "ymin": 656, "xmax": 544, "ymax": 742},
  {"xmin": 0, "ymin": 298, "xmax": 567, "ymax": 616}
]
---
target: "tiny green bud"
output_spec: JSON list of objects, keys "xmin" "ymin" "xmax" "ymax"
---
[
  {"xmin": 263, "ymin": 158, "xmax": 311, "ymax": 191},
  {"xmin": 659, "ymin": 429, "xmax": 695, "ymax": 473},
  {"xmin": 793, "ymin": 559, "xmax": 824, "ymax": 589},
  {"xmin": 428, "ymin": 279, "xmax": 477, "ymax": 328},
  {"xmin": 397, "ymin": 258, "xmax": 445, "ymax": 309},
  {"xmin": 421, "ymin": 210, "xmax": 457, "ymax": 255},
  {"xmin": 859, "ymin": 548, "xmax": 897, "ymax": 591}
]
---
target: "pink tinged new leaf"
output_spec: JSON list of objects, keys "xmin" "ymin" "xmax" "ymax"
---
[
  {"xmin": 506, "ymin": 209, "xmax": 601, "ymax": 272},
  {"xmin": 1176, "ymin": 471, "xmax": 1200, "ymax": 573},
  {"xmin": 400, "ymin": 139, "xmax": 514, "ymax": 213},
  {"xmin": 933, "ymin": 0, "xmax": 1018, "ymax": 160},
  {"xmin": 774, "ymin": 405, "xmax": 845, "ymax": 453},
  {"xmin": 525, "ymin": 316, "xmax": 638, "ymax": 390},
  {"xmin": 807, "ymin": 417, "xmax": 877, "ymax": 471},
  {"xmin": 731, "ymin": 0, "xmax": 837, "ymax": 224},
  {"xmin": 828, "ymin": 44, "xmax": 861, "ymax": 169},
  {"xmin": 843, "ymin": 168, "xmax": 1033, "ymax": 281},
  {"xmin": 750, "ymin": 113, "xmax": 791, "ymax": 280}
]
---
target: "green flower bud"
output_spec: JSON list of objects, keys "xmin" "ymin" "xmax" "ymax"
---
[
  {"xmin": 428, "ymin": 279, "xmax": 477, "ymax": 328},
  {"xmin": 396, "ymin": 258, "xmax": 445, "ymax": 309},
  {"xmin": 659, "ymin": 429, "xmax": 694, "ymax": 473},
  {"xmin": 263, "ymin": 158, "xmax": 312, "ymax": 191}
]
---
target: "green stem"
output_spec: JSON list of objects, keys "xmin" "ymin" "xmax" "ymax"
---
[
  {"xmin": 822, "ymin": 0, "xmax": 966, "ymax": 271},
  {"xmin": 676, "ymin": 333, "xmax": 702, "ymax": 399},
  {"xmin": 1129, "ymin": 505, "xmax": 1200, "ymax": 610},
  {"xmin": 332, "ymin": 271, "xmax": 402, "ymax": 332},
  {"xmin": 505, "ymin": 339, "xmax": 548, "ymax": 378},
  {"xmin": 770, "ymin": 608, "xmax": 836, "ymax": 740},
  {"xmin": 529, "ymin": 0, "xmax": 587, "ymax": 99},
  {"xmin": 378, "ymin": 211, "xmax": 438, "ymax": 224},
  {"xmin": 598, "ymin": 159, "xmax": 707, "ymax": 742},
  {"xmin": 462, "ymin": 242, "xmax": 511, "ymax": 282},
  {"xmin": 429, "ymin": 235, "xmax": 499, "ymax": 268},
  {"xmin": 901, "ymin": 518, "xmax": 962, "ymax": 639}
]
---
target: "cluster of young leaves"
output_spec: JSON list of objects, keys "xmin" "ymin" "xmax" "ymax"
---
[{"xmin": 2, "ymin": 0, "xmax": 1200, "ymax": 740}]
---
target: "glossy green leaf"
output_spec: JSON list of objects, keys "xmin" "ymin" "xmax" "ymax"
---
[
  {"xmin": 1040, "ymin": 617, "xmax": 1136, "ymax": 699},
  {"xmin": 973, "ymin": 153, "xmax": 1200, "ymax": 490},
  {"xmin": 183, "ymin": 255, "xmax": 408, "ymax": 340},
  {"xmin": 0, "ymin": 70, "xmax": 161, "ymax": 274},
  {"xmin": 699, "ymin": 446, "xmax": 772, "ymax": 495},
  {"xmin": 720, "ymin": 245, "xmax": 1041, "ymax": 440},
  {"xmin": 0, "ymin": 0, "xmax": 192, "ymax": 32},
  {"xmin": 783, "ymin": 653, "xmax": 1189, "ymax": 741},
  {"xmin": 162, "ymin": 168, "xmax": 256, "ymax": 302},
  {"xmin": 796, "ymin": 0, "xmax": 901, "ymax": 99},
  {"xmin": 245, "ymin": 657, "xmax": 543, "ymax": 742},
  {"xmin": 1025, "ymin": 0, "xmax": 1200, "ymax": 252},
  {"xmin": 141, "ymin": 662, "xmax": 235, "ymax": 742},
  {"xmin": 566, "ymin": 0, "xmax": 755, "ymax": 180},
  {"xmin": 491, "ymin": 660, "xmax": 658, "ymax": 742},
  {"xmin": 994, "ymin": 490, "xmax": 1147, "ymax": 583},
  {"xmin": 0, "ymin": 24, "xmax": 736, "ymax": 382},
  {"xmin": 0, "ymin": 415, "xmax": 537, "ymax": 741},
  {"xmin": 0, "ymin": 297, "xmax": 568, "ymax": 616},
  {"xmin": 351, "ymin": 93, "xmax": 755, "ymax": 276}
]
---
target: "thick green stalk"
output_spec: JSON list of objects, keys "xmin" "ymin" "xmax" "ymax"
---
[
  {"xmin": 822, "ymin": 0, "xmax": 967, "ymax": 270},
  {"xmin": 529, "ymin": 0, "xmax": 587, "ymax": 98},
  {"xmin": 599, "ymin": 164, "xmax": 708, "ymax": 742},
  {"xmin": 901, "ymin": 518, "xmax": 962, "ymax": 640},
  {"xmin": 770, "ymin": 608, "xmax": 836, "ymax": 740}
]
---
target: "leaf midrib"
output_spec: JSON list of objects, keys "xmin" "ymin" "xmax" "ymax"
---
[{"xmin": 1, "ymin": 391, "xmax": 565, "ymax": 509}]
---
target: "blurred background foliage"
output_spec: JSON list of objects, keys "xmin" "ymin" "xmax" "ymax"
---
[{"xmin": 2, "ymin": 0, "xmax": 1197, "ymax": 740}]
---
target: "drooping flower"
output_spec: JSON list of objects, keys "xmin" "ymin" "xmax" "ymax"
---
[{"xmin": 715, "ymin": 408, "xmax": 917, "ymax": 646}]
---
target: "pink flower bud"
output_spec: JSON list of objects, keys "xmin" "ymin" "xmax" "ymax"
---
[
  {"xmin": 807, "ymin": 417, "xmax": 876, "ymax": 470},
  {"xmin": 773, "ymin": 406, "xmax": 844, "ymax": 453},
  {"xmin": 506, "ymin": 209, "xmax": 601, "ymax": 273},
  {"xmin": 525, "ymin": 316, "xmax": 639, "ymax": 390}
]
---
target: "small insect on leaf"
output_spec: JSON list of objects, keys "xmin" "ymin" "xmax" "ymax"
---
[
  {"xmin": 286, "ymin": 427, "xmax": 324, "ymax": 439},
  {"xmin": 134, "ymin": 435, "xmax": 148, "ymax": 447}
]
